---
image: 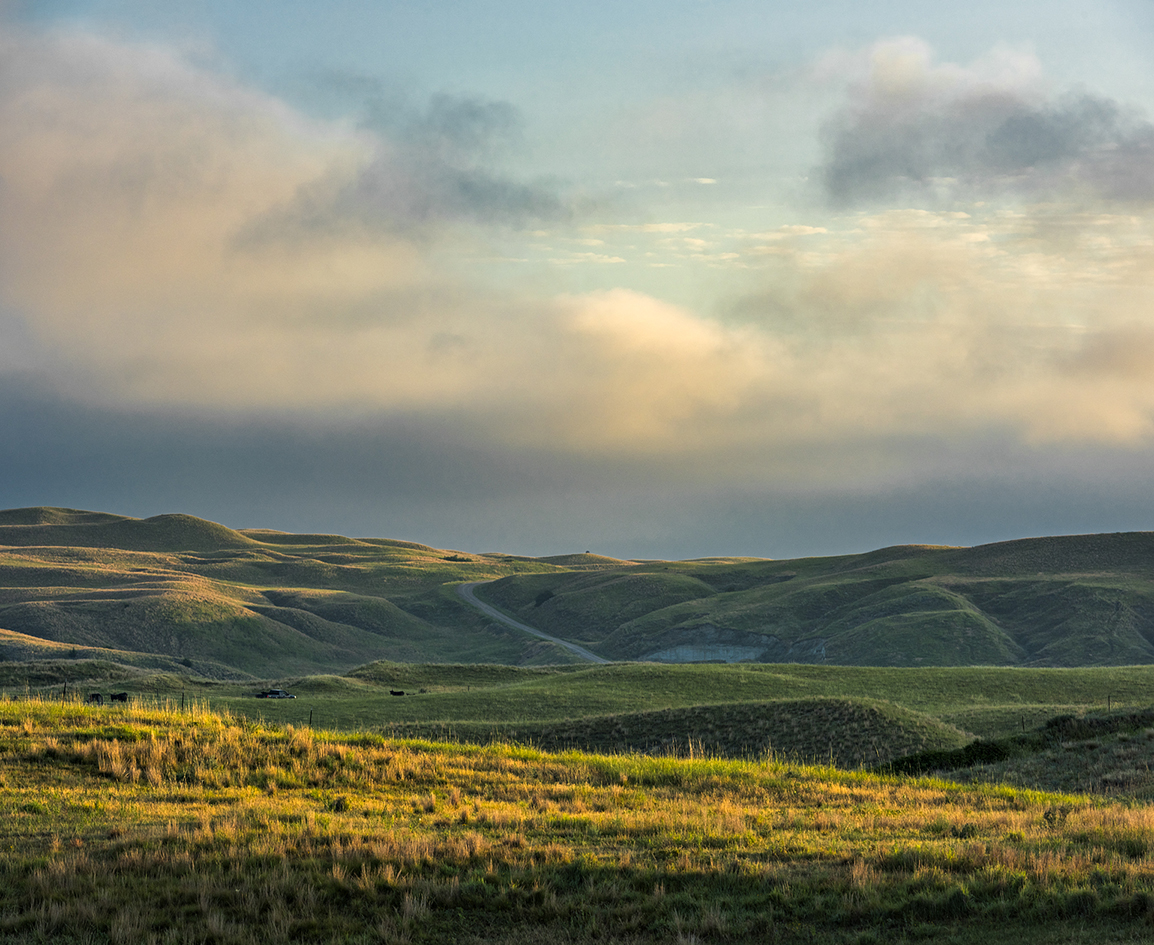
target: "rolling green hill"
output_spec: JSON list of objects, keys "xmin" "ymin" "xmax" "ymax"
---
[
  {"xmin": 0, "ymin": 507, "xmax": 590, "ymax": 676},
  {"xmin": 479, "ymin": 533, "xmax": 1154, "ymax": 667},
  {"xmin": 882, "ymin": 707, "xmax": 1154, "ymax": 799},
  {"xmin": 5, "ymin": 506, "xmax": 1154, "ymax": 675},
  {"xmin": 378, "ymin": 698, "xmax": 971, "ymax": 767}
]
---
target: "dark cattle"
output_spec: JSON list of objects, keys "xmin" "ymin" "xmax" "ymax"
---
[
  {"xmin": 86, "ymin": 693, "xmax": 103, "ymax": 705},
  {"xmin": 389, "ymin": 690, "xmax": 405, "ymax": 696},
  {"xmin": 110, "ymin": 692, "xmax": 128, "ymax": 703}
]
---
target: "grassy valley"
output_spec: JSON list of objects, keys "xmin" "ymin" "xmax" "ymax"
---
[
  {"xmin": 6, "ymin": 507, "xmax": 1154, "ymax": 679},
  {"xmin": 4, "ymin": 660, "xmax": 1154, "ymax": 786},
  {"xmin": 479, "ymin": 533, "xmax": 1154, "ymax": 667},
  {"xmin": 8, "ymin": 506, "xmax": 1154, "ymax": 794},
  {"xmin": 0, "ymin": 507, "xmax": 603, "ymax": 676}
]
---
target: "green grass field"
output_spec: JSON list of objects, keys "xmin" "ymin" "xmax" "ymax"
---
[
  {"xmin": 10, "ymin": 660, "xmax": 1152, "ymax": 735},
  {"xmin": 5, "ymin": 660, "xmax": 1154, "ymax": 797},
  {"xmin": 4, "ymin": 697, "xmax": 1154, "ymax": 944},
  {"xmin": 215, "ymin": 662, "xmax": 1154, "ymax": 737}
]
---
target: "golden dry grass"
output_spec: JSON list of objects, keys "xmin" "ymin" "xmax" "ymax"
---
[{"xmin": 0, "ymin": 697, "xmax": 1153, "ymax": 943}]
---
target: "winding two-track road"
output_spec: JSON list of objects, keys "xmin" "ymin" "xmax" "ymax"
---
[{"xmin": 456, "ymin": 581, "xmax": 611, "ymax": 664}]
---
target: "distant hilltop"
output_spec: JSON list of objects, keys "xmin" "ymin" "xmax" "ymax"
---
[{"xmin": 1, "ymin": 506, "xmax": 1153, "ymax": 673}]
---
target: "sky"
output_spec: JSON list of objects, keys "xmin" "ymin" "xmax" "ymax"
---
[{"xmin": 2, "ymin": 1, "xmax": 1154, "ymax": 558}]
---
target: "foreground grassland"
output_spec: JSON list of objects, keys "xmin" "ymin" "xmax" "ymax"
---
[{"xmin": 4, "ymin": 700, "xmax": 1154, "ymax": 944}]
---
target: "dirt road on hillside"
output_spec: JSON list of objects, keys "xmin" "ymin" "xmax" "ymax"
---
[{"xmin": 456, "ymin": 582, "xmax": 611, "ymax": 664}]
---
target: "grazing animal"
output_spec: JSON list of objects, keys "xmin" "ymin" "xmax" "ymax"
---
[
  {"xmin": 110, "ymin": 692, "xmax": 128, "ymax": 703},
  {"xmin": 389, "ymin": 690, "xmax": 405, "ymax": 696},
  {"xmin": 86, "ymin": 693, "xmax": 103, "ymax": 705}
]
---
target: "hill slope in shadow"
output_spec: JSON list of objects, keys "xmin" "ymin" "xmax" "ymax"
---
[
  {"xmin": 480, "ymin": 532, "xmax": 1154, "ymax": 667},
  {"xmin": 381, "ymin": 697, "xmax": 970, "ymax": 768}
]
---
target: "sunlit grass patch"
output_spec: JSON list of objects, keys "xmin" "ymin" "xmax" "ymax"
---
[{"xmin": 0, "ymin": 697, "xmax": 1153, "ymax": 943}]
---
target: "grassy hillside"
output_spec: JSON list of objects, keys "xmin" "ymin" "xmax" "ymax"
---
[
  {"xmin": 0, "ymin": 627, "xmax": 245, "ymax": 678},
  {"xmin": 11, "ymin": 658, "xmax": 1154, "ymax": 805},
  {"xmin": 479, "ymin": 532, "xmax": 1154, "ymax": 666},
  {"xmin": 378, "ymin": 698, "xmax": 971, "ymax": 768},
  {"xmin": 0, "ymin": 507, "xmax": 256, "ymax": 552},
  {"xmin": 0, "ymin": 507, "xmax": 596, "ymax": 676},
  {"xmin": 5, "ymin": 697, "xmax": 1154, "ymax": 944},
  {"xmin": 7, "ymin": 506, "xmax": 1154, "ymax": 675}
]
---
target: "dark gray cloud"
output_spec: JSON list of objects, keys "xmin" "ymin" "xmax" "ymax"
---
[
  {"xmin": 361, "ymin": 92, "xmax": 569, "ymax": 226},
  {"xmin": 392, "ymin": 94, "xmax": 522, "ymax": 162},
  {"xmin": 822, "ymin": 87, "xmax": 1154, "ymax": 205},
  {"xmin": 4, "ymin": 380, "xmax": 1154, "ymax": 560},
  {"xmin": 0, "ymin": 380, "xmax": 581, "ymax": 545},
  {"xmin": 272, "ymin": 74, "xmax": 570, "ymax": 231}
]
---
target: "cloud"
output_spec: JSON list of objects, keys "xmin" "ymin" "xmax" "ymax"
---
[
  {"xmin": 547, "ymin": 252, "xmax": 626, "ymax": 264},
  {"xmin": 339, "ymin": 151, "xmax": 569, "ymax": 228},
  {"xmin": 345, "ymin": 91, "xmax": 569, "ymax": 228},
  {"xmin": 0, "ymin": 26, "xmax": 768, "ymax": 457},
  {"xmin": 585, "ymin": 222, "xmax": 706, "ymax": 233},
  {"xmin": 12, "ymin": 371, "xmax": 1154, "ymax": 560},
  {"xmin": 820, "ymin": 38, "xmax": 1154, "ymax": 205},
  {"xmin": 242, "ymin": 77, "xmax": 569, "ymax": 234},
  {"xmin": 731, "ymin": 205, "xmax": 1154, "ymax": 449},
  {"xmin": 0, "ymin": 26, "xmax": 569, "ymax": 408},
  {"xmin": 5, "ymin": 23, "xmax": 1154, "ymax": 499},
  {"xmin": 752, "ymin": 225, "xmax": 829, "ymax": 241}
]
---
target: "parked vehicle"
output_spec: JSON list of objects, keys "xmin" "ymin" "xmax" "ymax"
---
[{"xmin": 256, "ymin": 688, "xmax": 296, "ymax": 699}]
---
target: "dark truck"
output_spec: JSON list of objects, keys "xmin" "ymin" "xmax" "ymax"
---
[{"xmin": 256, "ymin": 688, "xmax": 296, "ymax": 699}]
